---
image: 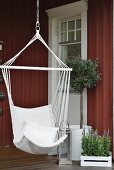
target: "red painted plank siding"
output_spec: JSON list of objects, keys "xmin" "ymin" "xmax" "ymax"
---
[
  {"xmin": 0, "ymin": 0, "xmax": 80, "ymax": 147},
  {"xmin": 0, "ymin": 0, "xmax": 48, "ymax": 146},
  {"xmin": 0, "ymin": 0, "xmax": 113, "ymax": 147},
  {"xmin": 45, "ymin": 0, "xmax": 79, "ymax": 9},
  {"xmin": 87, "ymin": 0, "xmax": 113, "ymax": 138}
]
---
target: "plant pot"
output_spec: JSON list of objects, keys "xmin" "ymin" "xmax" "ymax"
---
[
  {"xmin": 70, "ymin": 125, "xmax": 91, "ymax": 161},
  {"xmin": 80, "ymin": 155, "xmax": 112, "ymax": 167}
]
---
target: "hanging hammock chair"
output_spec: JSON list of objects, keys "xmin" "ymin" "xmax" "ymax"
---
[{"xmin": 1, "ymin": 0, "xmax": 72, "ymax": 154}]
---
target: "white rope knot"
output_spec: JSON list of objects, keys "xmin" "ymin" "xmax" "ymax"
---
[{"xmin": 36, "ymin": 29, "xmax": 40, "ymax": 38}]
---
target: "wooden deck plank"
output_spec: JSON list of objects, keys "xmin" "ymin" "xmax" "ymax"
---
[
  {"xmin": 0, "ymin": 146, "xmax": 113, "ymax": 170},
  {"xmin": 0, "ymin": 147, "xmax": 57, "ymax": 170}
]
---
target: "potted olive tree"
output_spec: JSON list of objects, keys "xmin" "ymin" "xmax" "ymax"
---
[
  {"xmin": 67, "ymin": 57, "xmax": 100, "ymax": 128},
  {"xmin": 66, "ymin": 57, "xmax": 101, "ymax": 160}
]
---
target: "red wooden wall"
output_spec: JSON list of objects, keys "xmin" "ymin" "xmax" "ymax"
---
[
  {"xmin": 0, "ymin": 0, "xmax": 113, "ymax": 147},
  {"xmin": 87, "ymin": 0, "xmax": 113, "ymax": 138},
  {"xmin": 0, "ymin": 0, "xmax": 48, "ymax": 146},
  {"xmin": 0, "ymin": 0, "xmax": 79, "ymax": 147}
]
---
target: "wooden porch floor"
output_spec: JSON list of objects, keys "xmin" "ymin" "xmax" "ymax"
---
[{"xmin": 0, "ymin": 146, "xmax": 113, "ymax": 170}]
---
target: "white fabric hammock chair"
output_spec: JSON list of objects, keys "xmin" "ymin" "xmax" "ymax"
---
[{"xmin": 1, "ymin": 30, "xmax": 72, "ymax": 154}]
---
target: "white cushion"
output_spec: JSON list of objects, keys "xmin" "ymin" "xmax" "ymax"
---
[{"xmin": 23, "ymin": 120, "xmax": 59, "ymax": 146}]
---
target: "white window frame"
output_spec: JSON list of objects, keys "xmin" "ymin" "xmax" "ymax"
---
[
  {"xmin": 46, "ymin": 0, "xmax": 88, "ymax": 124},
  {"xmin": 59, "ymin": 17, "xmax": 81, "ymax": 43},
  {"xmin": 58, "ymin": 17, "xmax": 82, "ymax": 64}
]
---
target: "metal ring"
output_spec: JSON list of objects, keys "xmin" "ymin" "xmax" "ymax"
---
[{"xmin": 35, "ymin": 21, "xmax": 40, "ymax": 31}]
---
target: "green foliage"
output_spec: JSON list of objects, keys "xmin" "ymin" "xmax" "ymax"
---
[
  {"xmin": 81, "ymin": 129, "xmax": 111, "ymax": 157},
  {"xmin": 66, "ymin": 58, "xmax": 101, "ymax": 94}
]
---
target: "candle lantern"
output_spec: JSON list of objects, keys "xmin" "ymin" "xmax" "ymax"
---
[{"xmin": 57, "ymin": 122, "xmax": 72, "ymax": 165}]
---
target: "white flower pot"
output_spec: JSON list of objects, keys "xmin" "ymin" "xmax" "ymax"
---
[
  {"xmin": 80, "ymin": 155, "xmax": 112, "ymax": 167},
  {"xmin": 70, "ymin": 125, "xmax": 90, "ymax": 161}
]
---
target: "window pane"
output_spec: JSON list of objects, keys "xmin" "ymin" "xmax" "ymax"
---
[
  {"xmin": 68, "ymin": 21, "xmax": 75, "ymax": 30},
  {"xmin": 76, "ymin": 19, "xmax": 81, "ymax": 29},
  {"xmin": 61, "ymin": 43, "xmax": 81, "ymax": 61},
  {"xmin": 76, "ymin": 30, "xmax": 81, "ymax": 42},
  {"xmin": 68, "ymin": 44, "xmax": 81, "ymax": 59},
  {"xmin": 68, "ymin": 31, "xmax": 74, "ymax": 42},
  {"xmin": 61, "ymin": 46, "xmax": 68, "ymax": 62},
  {"xmin": 61, "ymin": 32, "xmax": 67, "ymax": 42},
  {"xmin": 61, "ymin": 22, "xmax": 67, "ymax": 31}
]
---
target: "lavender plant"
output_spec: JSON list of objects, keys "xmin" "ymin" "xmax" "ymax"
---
[{"xmin": 81, "ymin": 129, "xmax": 111, "ymax": 157}]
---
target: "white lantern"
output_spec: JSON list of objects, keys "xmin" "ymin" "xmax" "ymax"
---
[{"xmin": 57, "ymin": 126, "xmax": 72, "ymax": 165}]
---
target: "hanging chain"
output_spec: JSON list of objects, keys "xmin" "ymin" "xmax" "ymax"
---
[{"xmin": 36, "ymin": 0, "xmax": 40, "ymax": 31}]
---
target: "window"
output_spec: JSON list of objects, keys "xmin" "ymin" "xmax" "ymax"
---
[
  {"xmin": 46, "ymin": 1, "xmax": 88, "ymax": 125},
  {"xmin": 59, "ymin": 19, "xmax": 81, "ymax": 62}
]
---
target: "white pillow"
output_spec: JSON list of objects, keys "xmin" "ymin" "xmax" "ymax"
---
[{"xmin": 23, "ymin": 120, "xmax": 59, "ymax": 146}]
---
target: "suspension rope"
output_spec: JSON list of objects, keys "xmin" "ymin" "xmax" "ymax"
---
[{"xmin": 36, "ymin": 0, "xmax": 40, "ymax": 31}]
